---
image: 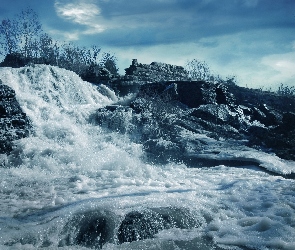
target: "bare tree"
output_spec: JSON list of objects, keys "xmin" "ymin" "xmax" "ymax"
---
[
  {"xmin": 185, "ymin": 59, "xmax": 212, "ymax": 81},
  {"xmin": 0, "ymin": 8, "xmax": 119, "ymax": 80},
  {"xmin": 16, "ymin": 8, "xmax": 42, "ymax": 57},
  {"xmin": 100, "ymin": 52, "xmax": 118, "ymax": 75},
  {"xmin": 0, "ymin": 19, "xmax": 18, "ymax": 55}
]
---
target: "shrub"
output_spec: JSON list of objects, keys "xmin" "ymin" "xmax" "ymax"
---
[
  {"xmin": 277, "ymin": 83, "xmax": 295, "ymax": 96},
  {"xmin": 185, "ymin": 59, "xmax": 236, "ymax": 85}
]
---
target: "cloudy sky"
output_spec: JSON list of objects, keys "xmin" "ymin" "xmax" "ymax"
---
[{"xmin": 0, "ymin": 0, "xmax": 294, "ymax": 89}]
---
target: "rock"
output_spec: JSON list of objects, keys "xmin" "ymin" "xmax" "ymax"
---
[
  {"xmin": 0, "ymin": 82, "xmax": 32, "ymax": 155},
  {"xmin": 227, "ymin": 84, "xmax": 295, "ymax": 113},
  {"xmin": 96, "ymin": 59, "xmax": 295, "ymax": 163},
  {"xmin": 117, "ymin": 210, "xmax": 167, "ymax": 243},
  {"xmin": 176, "ymin": 81, "xmax": 216, "ymax": 107},
  {"xmin": 282, "ymin": 112, "xmax": 295, "ymax": 131},
  {"xmin": 250, "ymin": 105, "xmax": 282, "ymax": 127},
  {"xmin": 0, "ymin": 53, "xmax": 31, "ymax": 68},
  {"xmin": 131, "ymin": 80, "xmax": 234, "ymax": 108},
  {"xmin": 118, "ymin": 207, "xmax": 199, "ymax": 244},
  {"xmin": 191, "ymin": 104, "xmax": 232, "ymax": 124},
  {"xmin": 94, "ymin": 105, "xmax": 134, "ymax": 133},
  {"xmin": 59, "ymin": 210, "xmax": 116, "ymax": 248},
  {"xmin": 81, "ymin": 65, "xmax": 113, "ymax": 84},
  {"xmin": 143, "ymin": 139, "xmax": 184, "ymax": 164},
  {"xmin": 110, "ymin": 60, "xmax": 190, "ymax": 96}
]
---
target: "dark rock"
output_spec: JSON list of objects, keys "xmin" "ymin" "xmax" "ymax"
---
[
  {"xmin": 118, "ymin": 207, "xmax": 199, "ymax": 244},
  {"xmin": 0, "ymin": 53, "xmax": 31, "ymax": 68},
  {"xmin": 81, "ymin": 65, "xmax": 113, "ymax": 84},
  {"xmin": 143, "ymin": 139, "xmax": 184, "ymax": 164},
  {"xmin": 176, "ymin": 81, "xmax": 216, "ymax": 107},
  {"xmin": 0, "ymin": 83, "xmax": 32, "ymax": 155},
  {"xmin": 250, "ymin": 105, "xmax": 282, "ymax": 127},
  {"xmin": 282, "ymin": 112, "xmax": 295, "ymax": 131},
  {"xmin": 111, "ymin": 60, "xmax": 190, "ymax": 96},
  {"xmin": 0, "ymin": 105, "xmax": 6, "ymax": 117},
  {"xmin": 215, "ymin": 84, "xmax": 228, "ymax": 104},
  {"xmin": 97, "ymin": 59, "xmax": 295, "ymax": 163},
  {"xmin": 191, "ymin": 104, "xmax": 232, "ymax": 124},
  {"xmin": 118, "ymin": 210, "xmax": 167, "ymax": 243},
  {"xmin": 227, "ymin": 84, "xmax": 295, "ymax": 113},
  {"xmin": 59, "ymin": 210, "xmax": 116, "ymax": 249},
  {"xmin": 0, "ymin": 84, "xmax": 16, "ymax": 98},
  {"xmin": 131, "ymin": 80, "xmax": 234, "ymax": 108}
]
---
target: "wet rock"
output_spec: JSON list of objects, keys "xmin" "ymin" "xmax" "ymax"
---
[
  {"xmin": 81, "ymin": 65, "xmax": 114, "ymax": 84},
  {"xmin": 143, "ymin": 139, "xmax": 184, "ymax": 164},
  {"xmin": 94, "ymin": 105, "xmax": 134, "ymax": 133},
  {"xmin": 281, "ymin": 112, "xmax": 295, "ymax": 131},
  {"xmin": 95, "ymin": 59, "xmax": 295, "ymax": 162},
  {"xmin": 59, "ymin": 210, "xmax": 116, "ymax": 248},
  {"xmin": 190, "ymin": 104, "xmax": 233, "ymax": 125},
  {"xmin": 0, "ymin": 53, "xmax": 31, "ymax": 68},
  {"xmin": 118, "ymin": 210, "xmax": 167, "ymax": 243},
  {"xmin": 0, "ymin": 82, "xmax": 32, "ymax": 155},
  {"xmin": 176, "ymin": 81, "xmax": 216, "ymax": 107},
  {"xmin": 118, "ymin": 207, "xmax": 199, "ymax": 244}
]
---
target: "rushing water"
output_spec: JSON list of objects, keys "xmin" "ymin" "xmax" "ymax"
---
[{"xmin": 0, "ymin": 65, "xmax": 295, "ymax": 249}]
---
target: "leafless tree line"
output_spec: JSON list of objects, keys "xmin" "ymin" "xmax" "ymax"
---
[{"xmin": 0, "ymin": 8, "xmax": 118, "ymax": 77}]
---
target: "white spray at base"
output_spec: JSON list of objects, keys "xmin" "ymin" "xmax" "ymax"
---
[{"xmin": 0, "ymin": 65, "xmax": 294, "ymax": 249}]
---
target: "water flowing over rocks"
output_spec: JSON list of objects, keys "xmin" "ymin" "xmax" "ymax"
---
[
  {"xmin": 117, "ymin": 207, "xmax": 199, "ymax": 244},
  {"xmin": 0, "ymin": 79, "xmax": 32, "ymax": 156},
  {"xmin": 97, "ymin": 60, "xmax": 295, "ymax": 169},
  {"xmin": 1, "ymin": 63, "xmax": 295, "ymax": 249}
]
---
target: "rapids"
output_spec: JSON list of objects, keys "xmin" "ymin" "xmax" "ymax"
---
[{"xmin": 0, "ymin": 65, "xmax": 294, "ymax": 249}]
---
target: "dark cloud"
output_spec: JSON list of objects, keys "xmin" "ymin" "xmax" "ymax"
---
[{"xmin": 80, "ymin": 0, "xmax": 294, "ymax": 47}]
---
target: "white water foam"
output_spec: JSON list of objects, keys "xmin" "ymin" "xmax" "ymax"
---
[{"xmin": 0, "ymin": 65, "xmax": 295, "ymax": 249}]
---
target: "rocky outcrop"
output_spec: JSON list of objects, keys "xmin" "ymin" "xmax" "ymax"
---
[
  {"xmin": 95, "ymin": 77, "xmax": 295, "ymax": 165},
  {"xmin": 0, "ymin": 53, "xmax": 32, "ymax": 68},
  {"xmin": 80, "ymin": 65, "xmax": 114, "ymax": 85},
  {"xmin": 110, "ymin": 59, "xmax": 190, "ymax": 95},
  {"xmin": 125, "ymin": 59, "xmax": 189, "ymax": 82},
  {"xmin": 0, "ymin": 80, "xmax": 32, "ymax": 155}
]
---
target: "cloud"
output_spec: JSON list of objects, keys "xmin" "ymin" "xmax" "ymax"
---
[
  {"xmin": 52, "ymin": 0, "xmax": 295, "ymax": 47},
  {"xmin": 110, "ymin": 30, "xmax": 295, "ymax": 89},
  {"xmin": 54, "ymin": 0, "xmax": 104, "ymax": 37},
  {"xmin": 50, "ymin": 0, "xmax": 294, "ymax": 89},
  {"xmin": 47, "ymin": 28, "xmax": 81, "ymax": 41},
  {"xmin": 262, "ymin": 51, "xmax": 295, "ymax": 82}
]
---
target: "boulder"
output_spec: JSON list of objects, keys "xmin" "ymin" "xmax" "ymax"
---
[
  {"xmin": 282, "ymin": 112, "xmax": 295, "ymax": 131},
  {"xmin": 118, "ymin": 207, "xmax": 198, "ymax": 244},
  {"xmin": 117, "ymin": 210, "xmax": 167, "ymax": 243},
  {"xmin": 0, "ymin": 53, "xmax": 31, "ymax": 68},
  {"xmin": 59, "ymin": 210, "xmax": 116, "ymax": 248},
  {"xmin": 143, "ymin": 139, "xmax": 184, "ymax": 164},
  {"xmin": 0, "ymin": 82, "xmax": 32, "ymax": 155}
]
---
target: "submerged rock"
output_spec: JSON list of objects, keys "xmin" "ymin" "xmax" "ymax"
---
[
  {"xmin": 59, "ymin": 210, "xmax": 116, "ymax": 248},
  {"xmin": 118, "ymin": 207, "xmax": 199, "ymax": 244}
]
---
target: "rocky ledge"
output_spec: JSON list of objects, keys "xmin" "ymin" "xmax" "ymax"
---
[{"xmin": 95, "ymin": 76, "xmax": 295, "ymax": 169}]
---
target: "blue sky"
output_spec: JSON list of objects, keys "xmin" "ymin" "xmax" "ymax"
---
[{"xmin": 0, "ymin": 0, "xmax": 294, "ymax": 89}]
